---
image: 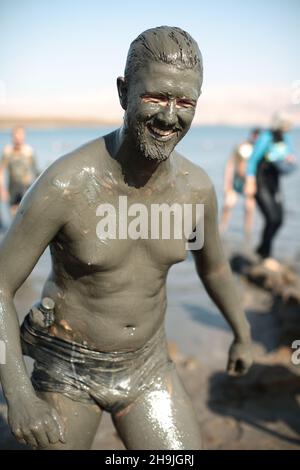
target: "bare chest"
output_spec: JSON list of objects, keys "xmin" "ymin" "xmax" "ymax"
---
[{"xmin": 53, "ymin": 190, "xmax": 198, "ymax": 272}]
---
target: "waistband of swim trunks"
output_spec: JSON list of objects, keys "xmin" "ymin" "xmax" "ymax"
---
[{"xmin": 21, "ymin": 314, "xmax": 167, "ymax": 365}]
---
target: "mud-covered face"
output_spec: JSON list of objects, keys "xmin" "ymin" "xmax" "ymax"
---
[{"xmin": 123, "ymin": 62, "xmax": 202, "ymax": 162}]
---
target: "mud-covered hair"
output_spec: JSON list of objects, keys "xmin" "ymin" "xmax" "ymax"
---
[{"xmin": 124, "ymin": 26, "xmax": 203, "ymax": 81}]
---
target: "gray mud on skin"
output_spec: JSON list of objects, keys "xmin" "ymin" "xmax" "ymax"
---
[{"xmin": 0, "ymin": 26, "xmax": 252, "ymax": 450}]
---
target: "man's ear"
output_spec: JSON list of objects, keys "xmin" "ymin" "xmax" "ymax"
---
[{"xmin": 117, "ymin": 76, "xmax": 128, "ymax": 110}]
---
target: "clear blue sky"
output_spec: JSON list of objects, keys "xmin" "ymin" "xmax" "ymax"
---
[{"xmin": 1, "ymin": 0, "xmax": 300, "ymax": 107}]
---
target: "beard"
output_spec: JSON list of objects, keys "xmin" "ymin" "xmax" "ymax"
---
[
  {"xmin": 124, "ymin": 114, "xmax": 179, "ymax": 162},
  {"xmin": 135, "ymin": 122, "xmax": 176, "ymax": 162}
]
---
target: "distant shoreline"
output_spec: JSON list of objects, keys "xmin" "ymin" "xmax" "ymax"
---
[
  {"xmin": 0, "ymin": 116, "xmax": 299, "ymax": 131},
  {"xmin": 0, "ymin": 116, "xmax": 122, "ymax": 130}
]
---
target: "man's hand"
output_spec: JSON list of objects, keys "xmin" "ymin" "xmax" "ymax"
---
[
  {"xmin": 227, "ymin": 339, "xmax": 253, "ymax": 377},
  {"xmin": 244, "ymin": 175, "xmax": 257, "ymax": 198},
  {"xmin": 8, "ymin": 393, "xmax": 65, "ymax": 448}
]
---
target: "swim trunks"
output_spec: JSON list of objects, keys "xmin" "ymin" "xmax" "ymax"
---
[
  {"xmin": 21, "ymin": 314, "xmax": 174, "ymax": 413},
  {"xmin": 9, "ymin": 182, "xmax": 30, "ymax": 206},
  {"xmin": 233, "ymin": 174, "xmax": 245, "ymax": 194}
]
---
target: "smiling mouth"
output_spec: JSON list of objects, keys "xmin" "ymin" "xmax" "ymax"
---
[{"xmin": 147, "ymin": 124, "xmax": 177, "ymax": 141}]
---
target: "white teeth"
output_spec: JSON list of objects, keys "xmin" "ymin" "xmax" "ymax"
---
[{"xmin": 149, "ymin": 126, "xmax": 174, "ymax": 137}]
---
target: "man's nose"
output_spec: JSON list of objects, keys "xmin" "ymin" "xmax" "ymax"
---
[{"xmin": 156, "ymin": 101, "xmax": 177, "ymax": 127}]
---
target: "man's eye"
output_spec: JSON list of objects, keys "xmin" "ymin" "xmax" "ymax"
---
[
  {"xmin": 176, "ymin": 99, "xmax": 195, "ymax": 108},
  {"xmin": 142, "ymin": 97, "xmax": 160, "ymax": 103},
  {"xmin": 141, "ymin": 95, "xmax": 167, "ymax": 104}
]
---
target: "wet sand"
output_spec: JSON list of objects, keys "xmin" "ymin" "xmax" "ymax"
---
[{"xmin": 1, "ymin": 245, "xmax": 300, "ymax": 450}]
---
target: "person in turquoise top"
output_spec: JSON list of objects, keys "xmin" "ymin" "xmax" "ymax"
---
[
  {"xmin": 245, "ymin": 112, "xmax": 296, "ymax": 261},
  {"xmin": 246, "ymin": 126, "xmax": 294, "ymax": 177}
]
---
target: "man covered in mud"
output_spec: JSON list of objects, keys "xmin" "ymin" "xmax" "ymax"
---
[{"xmin": 0, "ymin": 26, "xmax": 252, "ymax": 450}]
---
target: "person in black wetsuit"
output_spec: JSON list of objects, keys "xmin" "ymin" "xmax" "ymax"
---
[{"xmin": 245, "ymin": 113, "xmax": 296, "ymax": 262}]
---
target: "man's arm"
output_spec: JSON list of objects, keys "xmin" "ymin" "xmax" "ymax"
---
[
  {"xmin": 0, "ymin": 167, "xmax": 69, "ymax": 447},
  {"xmin": 29, "ymin": 149, "xmax": 40, "ymax": 178},
  {"xmin": 192, "ymin": 182, "xmax": 252, "ymax": 375}
]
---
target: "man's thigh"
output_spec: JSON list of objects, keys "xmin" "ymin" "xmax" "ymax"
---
[
  {"xmin": 36, "ymin": 391, "xmax": 103, "ymax": 450},
  {"xmin": 112, "ymin": 362, "xmax": 202, "ymax": 450}
]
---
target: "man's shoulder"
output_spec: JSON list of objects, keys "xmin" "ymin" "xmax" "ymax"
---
[
  {"xmin": 41, "ymin": 136, "xmax": 107, "ymax": 190},
  {"xmin": 173, "ymin": 151, "xmax": 214, "ymax": 192},
  {"xmin": 60, "ymin": 136, "xmax": 106, "ymax": 165},
  {"xmin": 2, "ymin": 144, "xmax": 13, "ymax": 157},
  {"xmin": 22, "ymin": 144, "xmax": 35, "ymax": 157}
]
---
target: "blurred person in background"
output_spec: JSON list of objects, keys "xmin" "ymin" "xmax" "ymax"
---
[
  {"xmin": 0, "ymin": 126, "xmax": 39, "ymax": 217},
  {"xmin": 0, "ymin": 181, "xmax": 5, "ymax": 231},
  {"xmin": 245, "ymin": 112, "xmax": 297, "ymax": 269},
  {"xmin": 220, "ymin": 128, "xmax": 260, "ymax": 236}
]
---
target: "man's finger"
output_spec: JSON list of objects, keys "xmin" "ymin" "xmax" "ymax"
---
[
  {"xmin": 18, "ymin": 438, "xmax": 28, "ymax": 446},
  {"xmin": 22, "ymin": 429, "xmax": 39, "ymax": 449},
  {"xmin": 12, "ymin": 427, "xmax": 23, "ymax": 441},
  {"xmin": 31, "ymin": 426, "xmax": 49, "ymax": 448},
  {"xmin": 45, "ymin": 419, "xmax": 60, "ymax": 445},
  {"xmin": 51, "ymin": 409, "xmax": 66, "ymax": 443}
]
